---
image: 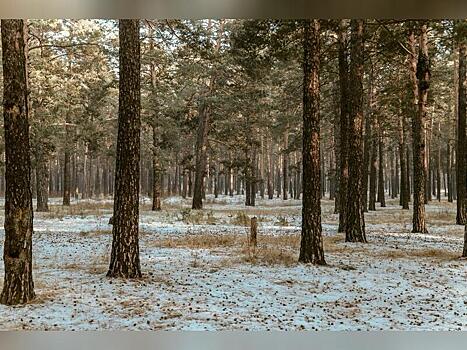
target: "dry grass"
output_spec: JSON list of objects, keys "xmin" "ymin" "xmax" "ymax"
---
[
  {"xmin": 147, "ymin": 231, "xmax": 459, "ymax": 266},
  {"xmin": 40, "ymin": 202, "xmax": 112, "ymax": 219},
  {"xmin": 273, "ymin": 216, "xmax": 289, "ymax": 226},
  {"xmin": 175, "ymin": 209, "xmax": 218, "ymax": 225},
  {"xmin": 378, "ymin": 247, "xmax": 459, "ymax": 261},
  {"xmin": 149, "ymin": 233, "xmax": 241, "ymax": 249},
  {"xmin": 238, "ymin": 246, "xmax": 297, "ymax": 267},
  {"xmin": 230, "ymin": 211, "xmax": 251, "ymax": 226},
  {"xmin": 79, "ymin": 229, "xmax": 112, "ymax": 237}
]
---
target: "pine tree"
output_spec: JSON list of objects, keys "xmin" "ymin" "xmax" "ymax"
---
[
  {"xmin": 345, "ymin": 19, "xmax": 367, "ymax": 243},
  {"xmin": 299, "ymin": 19, "xmax": 325, "ymax": 265},
  {"xmin": 412, "ymin": 23, "xmax": 429, "ymax": 233},
  {"xmin": 107, "ymin": 19, "xmax": 142, "ymax": 278},
  {"xmin": 0, "ymin": 19, "xmax": 35, "ymax": 305}
]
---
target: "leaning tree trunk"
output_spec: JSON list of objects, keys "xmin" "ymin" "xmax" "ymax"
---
[
  {"xmin": 299, "ymin": 19, "xmax": 326, "ymax": 265},
  {"xmin": 107, "ymin": 19, "xmax": 142, "ymax": 278},
  {"xmin": 412, "ymin": 23, "xmax": 429, "ymax": 233},
  {"xmin": 456, "ymin": 37, "xmax": 466, "ymax": 224},
  {"xmin": 345, "ymin": 19, "xmax": 367, "ymax": 243},
  {"xmin": 337, "ymin": 19, "xmax": 350, "ymax": 233},
  {"xmin": 0, "ymin": 19, "xmax": 35, "ymax": 305}
]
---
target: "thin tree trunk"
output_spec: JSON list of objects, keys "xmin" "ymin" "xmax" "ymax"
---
[
  {"xmin": 337, "ymin": 19, "xmax": 350, "ymax": 233},
  {"xmin": 192, "ymin": 101, "xmax": 209, "ymax": 209},
  {"xmin": 399, "ymin": 111, "xmax": 409, "ymax": 209},
  {"xmin": 456, "ymin": 36, "xmax": 467, "ymax": 224},
  {"xmin": 36, "ymin": 152, "xmax": 49, "ymax": 212},
  {"xmin": 282, "ymin": 127, "xmax": 289, "ymax": 200},
  {"xmin": 369, "ymin": 116, "xmax": 377, "ymax": 211},
  {"xmin": 378, "ymin": 133, "xmax": 386, "ymax": 207}
]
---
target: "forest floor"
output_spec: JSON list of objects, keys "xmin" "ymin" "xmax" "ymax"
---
[{"xmin": 0, "ymin": 195, "xmax": 465, "ymax": 330}]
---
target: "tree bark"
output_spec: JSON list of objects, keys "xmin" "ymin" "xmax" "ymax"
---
[
  {"xmin": 192, "ymin": 101, "xmax": 209, "ymax": 209},
  {"xmin": 337, "ymin": 19, "xmax": 350, "ymax": 233},
  {"xmin": 0, "ymin": 19, "xmax": 35, "ymax": 305},
  {"xmin": 378, "ymin": 133, "xmax": 386, "ymax": 207},
  {"xmin": 299, "ymin": 19, "xmax": 326, "ymax": 265},
  {"xmin": 456, "ymin": 37, "xmax": 467, "ymax": 224},
  {"xmin": 463, "ymin": 224, "xmax": 467, "ymax": 257},
  {"xmin": 152, "ymin": 126, "xmax": 162, "ymax": 211},
  {"xmin": 399, "ymin": 111, "xmax": 409, "ymax": 209},
  {"xmin": 107, "ymin": 19, "xmax": 142, "ymax": 278},
  {"xmin": 282, "ymin": 126, "xmax": 289, "ymax": 200},
  {"xmin": 36, "ymin": 152, "xmax": 49, "ymax": 212},
  {"xmin": 345, "ymin": 19, "xmax": 366, "ymax": 243},
  {"xmin": 412, "ymin": 23, "xmax": 429, "ymax": 233}
]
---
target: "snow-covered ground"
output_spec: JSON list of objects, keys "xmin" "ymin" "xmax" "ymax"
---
[{"xmin": 0, "ymin": 195, "xmax": 465, "ymax": 330}]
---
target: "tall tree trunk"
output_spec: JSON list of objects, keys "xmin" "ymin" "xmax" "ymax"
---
[
  {"xmin": 448, "ymin": 142, "xmax": 453, "ymax": 202},
  {"xmin": 192, "ymin": 101, "xmax": 209, "ymax": 209},
  {"xmin": 282, "ymin": 126, "xmax": 289, "ymax": 200},
  {"xmin": 369, "ymin": 116, "xmax": 377, "ymax": 211},
  {"xmin": 412, "ymin": 23, "xmax": 429, "ymax": 233},
  {"xmin": 36, "ymin": 152, "xmax": 49, "ymax": 212},
  {"xmin": 378, "ymin": 133, "xmax": 386, "ymax": 207},
  {"xmin": 63, "ymin": 147, "xmax": 71, "ymax": 205},
  {"xmin": 152, "ymin": 127, "xmax": 162, "ymax": 211},
  {"xmin": 337, "ymin": 19, "xmax": 350, "ymax": 233},
  {"xmin": 107, "ymin": 19, "xmax": 142, "ymax": 278},
  {"xmin": 299, "ymin": 19, "xmax": 325, "ymax": 265},
  {"xmin": 251, "ymin": 146, "xmax": 257, "ymax": 206},
  {"xmin": 345, "ymin": 19, "xmax": 367, "ymax": 243},
  {"xmin": 436, "ymin": 122, "xmax": 442, "ymax": 202},
  {"xmin": 0, "ymin": 19, "xmax": 35, "ymax": 305},
  {"xmin": 399, "ymin": 111, "xmax": 409, "ymax": 209},
  {"xmin": 267, "ymin": 138, "xmax": 274, "ymax": 199},
  {"xmin": 362, "ymin": 93, "xmax": 371, "ymax": 212},
  {"xmin": 456, "ymin": 35, "xmax": 467, "ymax": 224}
]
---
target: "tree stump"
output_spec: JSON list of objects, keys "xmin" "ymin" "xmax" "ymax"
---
[{"xmin": 250, "ymin": 217, "xmax": 258, "ymax": 249}]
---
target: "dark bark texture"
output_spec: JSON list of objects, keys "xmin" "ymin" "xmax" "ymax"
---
[
  {"xmin": 1, "ymin": 19, "xmax": 36, "ymax": 305},
  {"xmin": 345, "ymin": 19, "xmax": 367, "ymax": 243},
  {"xmin": 456, "ymin": 41, "xmax": 466, "ymax": 224},
  {"xmin": 107, "ymin": 19, "xmax": 142, "ymax": 278},
  {"xmin": 36, "ymin": 152, "xmax": 49, "ymax": 212},
  {"xmin": 299, "ymin": 19, "xmax": 326, "ymax": 265},
  {"xmin": 337, "ymin": 19, "xmax": 350, "ymax": 233},
  {"xmin": 192, "ymin": 101, "xmax": 209, "ymax": 209},
  {"xmin": 412, "ymin": 24, "xmax": 429, "ymax": 233}
]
